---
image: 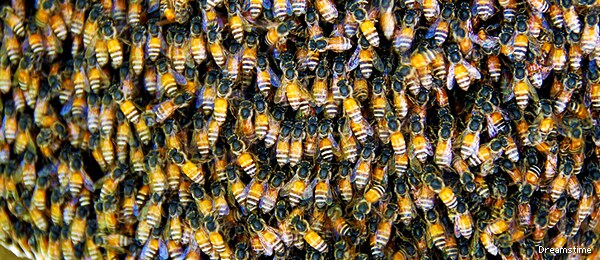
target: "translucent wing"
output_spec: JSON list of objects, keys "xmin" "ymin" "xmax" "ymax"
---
[
  {"xmin": 61, "ymin": 95, "xmax": 75, "ymax": 116},
  {"xmin": 346, "ymin": 47, "xmax": 361, "ymax": 72},
  {"xmin": 463, "ymin": 61, "xmax": 481, "ymax": 80},
  {"xmin": 268, "ymin": 67, "xmax": 281, "ymax": 88},
  {"xmin": 273, "ymin": 81, "xmax": 288, "ymax": 105},
  {"xmin": 263, "ymin": 0, "xmax": 272, "ymax": 9},
  {"xmin": 158, "ymin": 239, "xmax": 168, "ymax": 259},
  {"xmin": 372, "ymin": 48, "xmax": 385, "ymax": 72},
  {"xmin": 447, "ymin": 63, "xmax": 455, "ymax": 90},
  {"xmin": 426, "ymin": 18, "xmax": 442, "ymax": 39}
]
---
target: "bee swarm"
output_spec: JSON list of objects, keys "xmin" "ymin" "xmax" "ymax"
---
[{"xmin": 0, "ymin": 0, "xmax": 600, "ymax": 259}]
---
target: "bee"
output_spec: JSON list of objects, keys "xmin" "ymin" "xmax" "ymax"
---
[
  {"xmin": 275, "ymin": 121, "xmax": 292, "ymax": 166},
  {"xmin": 446, "ymin": 43, "xmax": 481, "ymax": 91},
  {"xmin": 350, "ymin": 5, "xmax": 379, "ymax": 47},
  {"xmin": 292, "ymin": 216, "xmax": 328, "ymax": 253},
  {"xmin": 244, "ymin": 166, "xmax": 269, "ymax": 212},
  {"xmin": 348, "ymin": 37, "xmax": 384, "ymax": 79},
  {"xmin": 145, "ymin": 19, "xmax": 164, "ymax": 62},
  {"xmin": 460, "ymin": 111, "xmax": 483, "ymax": 159},
  {"xmin": 126, "ymin": 26, "xmax": 147, "ymax": 75},
  {"xmin": 170, "ymin": 149, "xmax": 204, "ymax": 185},
  {"xmin": 255, "ymin": 54, "xmax": 281, "ymax": 97},
  {"xmin": 167, "ymin": 27, "xmax": 190, "ymax": 74},
  {"xmin": 68, "ymin": 154, "xmax": 94, "ymax": 197},
  {"xmin": 474, "ymin": 0, "xmax": 495, "ymax": 21},
  {"xmin": 393, "ymin": 9, "xmax": 420, "ymax": 53},
  {"xmin": 424, "ymin": 209, "xmax": 446, "ymax": 251},
  {"xmin": 207, "ymin": 26, "xmax": 226, "ymax": 69},
  {"xmin": 315, "ymin": 0, "xmax": 337, "ymax": 23},
  {"xmin": 435, "ymin": 113, "xmax": 454, "ymax": 168},
  {"xmin": 1, "ymin": 6, "xmax": 25, "ymax": 37},
  {"xmin": 282, "ymin": 160, "xmax": 311, "ymax": 207},
  {"xmin": 254, "ymin": 171, "xmax": 283, "ymax": 214},
  {"xmin": 551, "ymin": 29, "xmax": 568, "ymax": 73},
  {"xmin": 352, "ymin": 142, "xmax": 375, "ymax": 191},
  {"xmin": 213, "ymin": 79, "xmax": 232, "ymax": 126},
  {"xmin": 275, "ymin": 68, "xmax": 312, "ymax": 113},
  {"xmin": 394, "ymin": 178, "xmax": 416, "ymax": 225},
  {"xmin": 228, "ymin": 137, "xmax": 256, "ymax": 178},
  {"xmin": 554, "ymin": 73, "xmax": 579, "ymax": 114},
  {"xmin": 82, "ymin": 4, "xmax": 102, "ymax": 46},
  {"xmin": 243, "ymin": 0, "xmax": 266, "ymax": 19},
  {"xmin": 287, "ymin": 122, "xmax": 305, "ymax": 166},
  {"xmin": 140, "ymin": 228, "xmax": 168, "ymax": 260},
  {"xmin": 562, "ymin": 0, "xmax": 580, "ymax": 34},
  {"xmin": 204, "ymin": 215, "xmax": 230, "ymax": 258},
  {"xmin": 407, "ymin": 115, "xmax": 432, "ymax": 167},
  {"xmin": 152, "ymin": 92, "xmax": 192, "ymax": 124},
  {"xmin": 248, "ymin": 214, "xmax": 284, "ymax": 256},
  {"xmin": 236, "ymin": 101, "xmax": 255, "ymax": 142},
  {"xmin": 426, "ymin": 2, "xmax": 454, "ymax": 46},
  {"xmin": 309, "ymin": 163, "xmax": 333, "ymax": 209}
]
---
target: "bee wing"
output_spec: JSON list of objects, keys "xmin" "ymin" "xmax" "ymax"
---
[
  {"xmin": 462, "ymin": 61, "xmax": 481, "ymax": 80},
  {"xmin": 158, "ymin": 239, "xmax": 168, "ymax": 259},
  {"xmin": 168, "ymin": 69, "xmax": 188, "ymax": 86},
  {"xmin": 371, "ymin": 48, "xmax": 385, "ymax": 72},
  {"xmin": 281, "ymin": 174, "xmax": 300, "ymax": 196},
  {"xmin": 526, "ymin": 79, "xmax": 539, "ymax": 103},
  {"xmin": 350, "ymin": 158, "xmax": 362, "ymax": 183},
  {"xmin": 500, "ymin": 71, "xmax": 515, "ymax": 103},
  {"xmin": 302, "ymin": 177, "xmax": 317, "ymax": 200},
  {"xmin": 360, "ymin": 117, "xmax": 374, "ymax": 136},
  {"xmin": 328, "ymin": 133, "xmax": 342, "ymax": 157},
  {"xmin": 80, "ymin": 168, "xmax": 95, "ymax": 191},
  {"xmin": 447, "ymin": 63, "xmax": 455, "ymax": 90},
  {"xmin": 347, "ymin": 47, "xmax": 360, "ymax": 72},
  {"xmin": 268, "ymin": 67, "xmax": 281, "ymax": 88},
  {"xmin": 93, "ymin": 174, "xmax": 110, "ymax": 191},
  {"xmin": 274, "ymin": 81, "xmax": 288, "ymax": 105},
  {"xmin": 148, "ymin": 0, "xmax": 160, "ymax": 12},
  {"xmin": 259, "ymin": 187, "xmax": 279, "ymax": 212},
  {"xmin": 60, "ymin": 94, "xmax": 76, "ymax": 116},
  {"xmin": 259, "ymin": 0, "xmax": 272, "ymax": 9},
  {"xmin": 425, "ymin": 18, "xmax": 442, "ymax": 39},
  {"xmin": 298, "ymin": 82, "xmax": 314, "ymax": 104},
  {"xmin": 286, "ymin": 0, "xmax": 293, "ymax": 16}
]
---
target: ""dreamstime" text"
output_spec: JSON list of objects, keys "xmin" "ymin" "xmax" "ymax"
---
[{"xmin": 538, "ymin": 246, "xmax": 592, "ymax": 255}]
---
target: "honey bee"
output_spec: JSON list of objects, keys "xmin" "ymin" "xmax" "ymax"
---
[
  {"xmin": 424, "ymin": 209, "xmax": 446, "ymax": 251},
  {"xmin": 550, "ymin": 30, "xmax": 568, "ymax": 73},
  {"xmin": 315, "ymin": 0, "xmax": 337, "ymax": 23},
  {"xmin": 435, "ymin": 113, "xmax": 454, "ymax": 168},
  {"xmin": 426, "ymin": 2, "xmax": 454, "ymax": 46},
  {"xmin": 554, "ymin": 72, "xmax": 579, "ymax": 114},
  {"xmin": 152, "ymin": 92, "xmax": 192, "ymax": 124},
  {"xmin": 206, "ymin": 26, "xmax": 227, "ymax": 69},
  {"xmin": 225, "ymin": 166, "xmax": 247, "ymax": 208},
  {"xmin": 460, "ymin": 111, "xmax": 483, "ymax": 159},
  {"xmin": 347, "ymin": 37, "xmax": 384, "ymax": 79},
  {"xmin": 454, "ymin": 201, "xmax": 474, "ymax": 239},
  {"xmin": 1, "ymin": 6, "xmax": 25, "ymax": 37},
  {"xmin": 248, "ymin": 213, "xmax": 285, "ymax": 256},
  {"xmin": 169, "ymin": 148, "xmax": 204, "ymax": 185},
  {"xmin": 244, "ymin": 165, "xmax": 269, "ymax": 213},
  {"xmin": 446, "ymin": 43, "xmax": 481, "ymax": 91},
  {"xmin": 282, "ymin": 160, "xmax": 311, "ymax": 207},
  {"xmin": 351, "ymin": 142, "xmax": 375, "ymax": 191},
  {"xmin": 292, "ymin": 216, "xmax": 328, "ymax": 253},
  {"xmin": 255, "ymin": 171, "xmax": 283, "ymax": 214},
  {"xmin": 474, "ymin": 0, "xmax": 495, "ymax": 21},
  {"xmin": 393, "ymin": 9, "xmax": 420, "ymax": 53},
  {"xmin": 561, "ymin": 0, "xmax": 580, "ymax": 34},
  {"xmin": 350, "ymin": 5, "xmax": 379, "ymax": 47}
]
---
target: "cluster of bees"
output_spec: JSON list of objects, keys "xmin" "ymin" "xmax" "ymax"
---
[{"xmin": 1, "ymin": 0, "xmax": 600, "ymax": 258}]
